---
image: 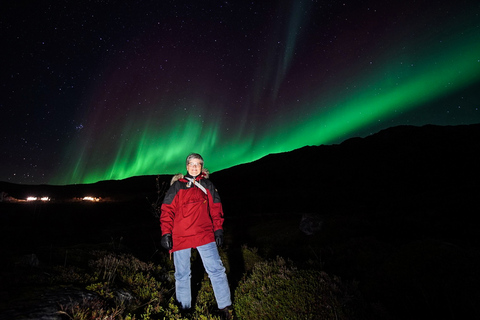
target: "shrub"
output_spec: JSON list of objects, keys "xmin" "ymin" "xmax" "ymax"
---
[
  {"xmin": 240, "ymin": 245, "xmax": 263, "ymax": 273},
  {"xmin": 57, "ymin": 250, "xmax": 169, "ymax": 319},
  {"xmin": 57, "ymin": 296, "xmax": 125, "ymax": 320},
  {"xmin": 234, "ymin": 256, "xmax": 352, "ymax": 320}
]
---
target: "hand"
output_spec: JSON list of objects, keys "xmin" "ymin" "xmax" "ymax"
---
[
  {"xmin": 214, "ymin": 229, "xmax": 224, "ymax": 247},
  {"xmin": 161, "ymin": 234, "xmax": 172, "ymax": 250}
]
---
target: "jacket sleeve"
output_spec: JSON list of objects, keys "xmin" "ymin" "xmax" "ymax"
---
[
  {"xmin": 160, "ymin": 182, "xmax": 179, "ymax": 235},
  {"xmin": 205, "ymin": 180, "xmax": 224, "ymax": 231}
]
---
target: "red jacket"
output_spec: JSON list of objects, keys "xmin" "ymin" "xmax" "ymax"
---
[{"xmin": 160, "ymin": 172, "xmax": 224, "ymax": 252}]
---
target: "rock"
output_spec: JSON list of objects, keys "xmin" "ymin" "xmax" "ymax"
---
[{"xmin": 299, "ymin": 213, "xmax": 323, "ymax": 235}]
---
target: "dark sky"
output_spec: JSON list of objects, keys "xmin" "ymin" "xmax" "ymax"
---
[{"xmin": 1, "ymin": 0, "xmax": 479, "ymax": 185}]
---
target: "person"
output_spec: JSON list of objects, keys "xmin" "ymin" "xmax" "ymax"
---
[{"xmin": 160, "ymin": 153, "xmax": 232, "ymax": 317}]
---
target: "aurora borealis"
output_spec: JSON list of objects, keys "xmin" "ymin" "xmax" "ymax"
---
[{"xmin": 2, "ymin": 0, "xmax": 480, "ymax": 185}]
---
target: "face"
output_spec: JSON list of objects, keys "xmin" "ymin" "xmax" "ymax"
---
[{"xmin": 186, "ymin": 159, "xmax": 203, "ymax": 176}]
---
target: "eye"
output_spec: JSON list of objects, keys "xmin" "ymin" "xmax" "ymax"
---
[{"xmin": 188, "ymin": 162, "xmax": 202, "ymax": 167}]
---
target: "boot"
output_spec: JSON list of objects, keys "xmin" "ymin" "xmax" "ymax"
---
[
  {"xmin": 180, "ymin": 307, "xmax": 192, "ymax": 318},
  {"xmin": 218, "ymin": 305, "xmax": 233, "ymax": 320}
]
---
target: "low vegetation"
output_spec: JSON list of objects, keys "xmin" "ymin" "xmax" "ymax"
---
[
  {"xmin": 2, "ymin": 200, "xmax": 479, "ymax": 319},
  {"xmin": 2, "ymin": 243, "xmax": 362, "ymax": 320}
]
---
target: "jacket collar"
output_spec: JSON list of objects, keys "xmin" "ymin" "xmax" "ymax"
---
[{"xmin": 171, "ymin": 170, "xmax": 209, "ymax": 186}]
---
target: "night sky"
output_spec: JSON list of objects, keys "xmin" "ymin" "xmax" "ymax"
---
[{"xmin": 1, "ymin": 0, "xmax": 479, "ymax": 185}]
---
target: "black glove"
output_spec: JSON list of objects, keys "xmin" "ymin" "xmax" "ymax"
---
[
  {"xmin": 161, "ymin": 233, "xmax": 172, "ymax": 250},
  {"xmin": 214, "ymin": 229, "xmax": 224, "ymax": 247}
]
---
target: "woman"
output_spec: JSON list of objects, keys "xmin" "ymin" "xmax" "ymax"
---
[{"xmin": 160, "ymin": 153, "xmax": 232, "ymax": 317}]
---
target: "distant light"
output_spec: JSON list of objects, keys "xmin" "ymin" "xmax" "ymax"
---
[
  {"xmin": 83, "ymin": 196, "xmax": 99, "ymax": 202},
  {"xmin": 40, "ymin": 197, "xmax": 50, "ymax": 201},
  {"xmin": 27, "ymin": 197, "xmax": 37, "ymax": 201}
]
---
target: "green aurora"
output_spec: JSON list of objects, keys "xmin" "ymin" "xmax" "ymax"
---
[{"xmin": 52, "ymin": 6, "xmax": 480, "ymax": 185}]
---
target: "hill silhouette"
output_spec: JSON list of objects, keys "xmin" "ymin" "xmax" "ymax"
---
[{"xmin": 215, "ymin": 123, "xmax": 480, "ymax": 216}]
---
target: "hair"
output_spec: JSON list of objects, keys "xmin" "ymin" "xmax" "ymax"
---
[{"xmin": 186, "ymin": 153, "xmax": 204, "ymax": 166}]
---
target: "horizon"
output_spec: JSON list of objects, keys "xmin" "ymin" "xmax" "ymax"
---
[{"xmin": 2, "ymin": 122, "xmax": 479, "ymax": 187}]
